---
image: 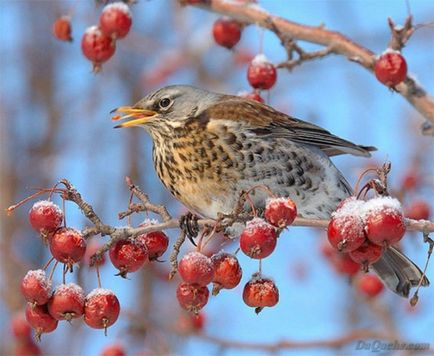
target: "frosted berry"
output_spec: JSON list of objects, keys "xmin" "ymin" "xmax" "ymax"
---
[
  {"xmin": 29, "ymin": 200, "xmax": 63, "ymax": 234},
  {"xmin": 81, "ymin": 26, "xmax": 115, "ymax": 72},
  {"xmin": 25, "ymin": 303, "xmax": 58, "ymax": 340},
  {"xmin": 101, "ymin": 343, "xmax": 125, "ymax": 356},
  {"xmin": 52, "ymin": 15, "xmax": 72, "ymax": 42},
  {"xmin": 178, "ymin": 252, "xmax": 215, "ymax": 286},
  {"xmin": 50, "ymin": 227, "xmax": 86, "ymax": 270},
  {"xmin": 109, "ymin": 239, "xmax": 148, "ymax": 277},
  {"xmin": 11, "ymin": 312, "xmax": 32, "ymax": 340},
  {"xmin": 212, "ymin": 17, "xmax": 241, "ymax": 49},
  {"xmin": 357, "ymin": 274, "xmax": 384, "ymax": 298},
  {"xmin": 100, "ymin": 2, "xmax": 132, "ymax": 39},
  {"xmin": 239, "ymin": 91, "xmax": 264, "ymax": 103},
  {"xmin": 240, "ymin": 218, "xmax": 277, "ymax": 259},
  {"xmin": 21, "ymin": 269, "xmax": 52, "ymax": 305},
  {"xmin": 48, "ymin": 283, "xmax": 85, "ymax": 321},
  {"xmin": 374, "ymin": 50, "xmax": 407, "ymax": 87},
  {"xmin": 366, "ymin": 207, "xmax": 406, "ymax": 246},
  {"xmin": 264, "ymin": 197, "xmax": 297, "ymax": 228},
  {"xmin": 247, "ymin": 54, "xmax": 277, "ymax": 90},
  {"xmin": 349, "ymin": 240, "xmax": 382, "ymax": 267},
  {"xmin": 176, "ymin": 282, "xmax": 209, "ymax": 314},
  {"xmin": 137, "ymin": 229, "xmax": 169, "ymax": 261},
  {"xmin": 84, "ymin": 289, "xmax": 120, "ymax": 334},
  {"xmin": 405, "ymin": 200, "xmax": 431, "ymax": 221},
  {"xmin": 211, "ymin": 252, "xmax": 242, "ymax": 295},
  {"xmin": 327, "ymin": 215, "xmax": 365, "ymax": 253},
  {"xmin": 243, "ymin": 273, "xmax": 279, "ymax": 314}
]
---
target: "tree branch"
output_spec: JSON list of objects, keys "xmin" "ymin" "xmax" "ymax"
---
[{"xmin": 185, "ymin": 0, "xmax": 434, "ymax": 135}]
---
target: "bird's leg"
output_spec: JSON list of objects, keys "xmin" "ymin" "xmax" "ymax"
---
[{"xmin": 179, "ymin": 212, "xmax": 200, "ymax": 246}]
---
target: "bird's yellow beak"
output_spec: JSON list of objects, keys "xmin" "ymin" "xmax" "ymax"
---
[{"xmin": 111, "ymin": 106, "xmax": 157, "ymax": 128}]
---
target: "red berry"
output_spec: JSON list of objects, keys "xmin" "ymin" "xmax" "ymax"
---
[
  {"xmin": 190, "ymin": 312, "xmax": 205, "ymax": 331},
  {"xmin": 357, "ymin": 274, "xmax": 384, "ymax": 297},
  {"xmin": 109, "ymin": 239, "xmax": 148, "ymax": 277},
  {"xmin": 101, "ymin": 343, "xmax": 125, "ymax": 356},
  {"xmin": 364, "ymin": 198, "xmax": 406, "ymax": 246},
  {"xmin": 52, "ymin": 15, "xmax": 72, "ymax": 42},
  {"xmin": 178, "ymin": 252, "xmax": 215, "ymax": 286},
  {"xmin": 239, "ymin": 91, "xmax": 264, "ymax": 103},
  {"xmin": 211, "ymin": 252, "xmax": 242, "ymax": 295},
  {"xmin": 15, "ymin": 340, "xmax": 41, "ymax": 356},
  {"xmin": 84, "ymin": 289, "xmax": 120, "ymax": 333},
  {"xmin": 11, "ymin": 312, "xmax": 32, "ymax": 340},
  {"xmin": 327, "ymin": 215, "xmax": 365, "ymax": 253},
  {"xmin": 25, "ymin": 303, "xmax": 58, "ymax": 340},
  {"xmin": 242, "ymin": 273, "xmax": 279, "ymax": 314},
  {"xmin": 176, "ymin": 282, "xmax": 209, "ymax": 314},
  {"xmin": 247, "ymin": 54, "xmax": 277, "ymax": 90},
  {"xmin": 349, "ymin": 240, "xmax": 383, "ymax": 266},
  {"xmin": 47, "ymin": 283, "xmax": 85, "ymax": 321},
  {"xmin": 50, "ymin": 227, "xmax": 86, "ymax": 269},
  {"xmin": 374, "ymin": 50, "xmax": 407, "ymax": 87},
  {"xmin": 83, "ymin": 239, "xmax": 106, "ymax": 267},
  {"xmin": 401, "ymin": 171, "xmax": 420, "ymax": 190},
  {"xmin": 240, "ymin": 218, "xmax": 277, "ymax": 259},
  {"xmin": 212, "ymin": 17, "xmax": 241, "ymax": 49},
  {"xmin": 100, "ymin": 2, "xmax": 132, "ymax": 39},
  {"xmin": 81, "ymin": 26, "xmax": 116, "ymax": 72},
  {"xmin": 137, "ymin": 224, "xmax": 169, "ymax": 260},
  {"xmin": 321, "ymin": 241, "xmax": 361, "ymax": 276},
  {"xmin": 178, "ymin": 311, "xmax": 206, "ymax": 333},
  {"xmin": 29, "ymin": 200, "xmax": 63, "ymax": 234},
  {"xmin": 405, "ymin": 200, "xmax": 431, "ymax": 221},
  {"xmin": 264, "ymin": 197, "xmax": 297, "ymax": 228},
  {"xmin": 21, "ymin": 269, "xmax": 52, "ymax": 305}
]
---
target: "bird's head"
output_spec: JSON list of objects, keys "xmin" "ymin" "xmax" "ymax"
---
[{"xmin": 112, "ymin": 85, "xmax": 222, "ymax": 135}]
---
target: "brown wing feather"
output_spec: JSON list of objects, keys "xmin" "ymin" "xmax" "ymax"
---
[{"xmin": 200, "ymin": 95, "xmax": 375, "ymax": 157}]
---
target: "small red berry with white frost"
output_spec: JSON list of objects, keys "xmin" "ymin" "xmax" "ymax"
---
[
  {"xmin": 363, "ymin": 197, "xmax": 406, "ymax": 247},
  {"xmin": 21, "ymin": 269, "xmax": 52, "ymax": 306},
  {"xmin": 109, "ymin": 239, "xmax": 148, "ymax": 278},
  {"xmin": 211, "ymin": 252, "xmax": 242, "ymax": 295},
  {"xmin": 29, "ymin": 200, "xmax": 63, "ymax": 235},
  {"xmin": 327, "ymin": 198, "xmax": 366, "ymax": 252},
  {"xmin": 99, "ymin": 2, "xmax": 132, "ymax": 39},
  {"xmin": 212, "ymin": 17, "xmax": 242, "ymax": 49},
  {"xmin": 242, "ymin": 273, "xmax": 279, "ymax": 314},
  {"xmin": 357, "ymin": 274, "xmax": 384, "ymax": 297},
  {"xmin": 47, "ymin": 283, "xmax": 85, "ymax": 321},
  {"xmin": 176, "ymin": 282, "xmax": 209, "ymax": 314},
  {"xmin": 25, "ymin": 303, "xmax": 58, "ymax": 340},
  {"xmin": 374, "ymin": 50, "xmax": 407, "ymax": 87},
  {"xmin": 247, "ymin": 54, "xmax": 277, "ymax": 90},
  {"xmin": 81, "ymin": 26, "xmax": 116, "ymax": 72},
  {"xmin": 240, "ymin": 218, "xmax": 277, "ymax": 259},
  {"xmin": 84, "ymin": 289, "xmax": 120, "ymax": 334},
  {"xmin": 50, "ymin": 227, "xmax": 86, "ymax": 270},
  {"xmin": 52, "ymin": 15, "xmax": 73, "ymax": 42},
  {"xmin": 178, "ymin": 251, "xmax": 215, "ymax": 286},
  {"xmin": 349, "ymin": 240, "xmax": 383, "ymax": 267},
  {"xmin": 264, "ymin": 197, "xmax": 297, "ymax": 228},
  {"xmin": 137, "ymin": 221, "xmax": 169, "ymax": 260}
]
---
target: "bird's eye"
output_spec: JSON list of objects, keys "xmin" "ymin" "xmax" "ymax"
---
[{"xmin": 159, "ymin": 98, "xmax": 171, "ymax": 109}]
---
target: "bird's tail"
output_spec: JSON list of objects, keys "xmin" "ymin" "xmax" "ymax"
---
[{"xmin": 371, "ymin": 246, "xmax": 429, "ymax": 298}]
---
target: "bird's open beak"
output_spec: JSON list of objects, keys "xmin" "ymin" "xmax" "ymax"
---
[{"xmin": 111, "ymin": 106, "xmax": 157, "ymax": 128}]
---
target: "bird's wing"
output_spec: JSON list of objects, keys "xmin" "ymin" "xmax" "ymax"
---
[{"xmin": 200, "ymin": 96, "xmax": 375, "ymax": 157}]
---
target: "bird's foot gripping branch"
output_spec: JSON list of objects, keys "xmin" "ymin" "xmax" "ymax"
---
[{"xmin": 7, "ymin": 171, "xmax": 434, "ymax": 340}]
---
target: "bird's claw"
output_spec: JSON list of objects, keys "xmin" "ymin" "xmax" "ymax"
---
[{"xmin": 179, "ymin": 212, "xmax": 200, "ymax": 246}]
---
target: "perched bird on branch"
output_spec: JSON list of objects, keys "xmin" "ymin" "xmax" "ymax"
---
[{"xmin": 112, "ymin": 84, "xmax": 428, "ymax": 297}]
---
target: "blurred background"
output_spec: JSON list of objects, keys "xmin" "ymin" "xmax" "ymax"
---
[{"xmin": 1, "ymin": 0, "xmax": 434, "ymax": 355}]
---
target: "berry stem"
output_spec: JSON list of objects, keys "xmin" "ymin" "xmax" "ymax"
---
[
  {"xmin": 62, "ymin": 263, "xmax": 67, "ymax": 284},
  {"xmin": 410, "ymin": 232, "xmax": 433, "ymax": 306},
  {"xmin": 96, "ymin": 262, "xmax": 102, "ymax": 289},
  {"xmin": 42, "ymin": 256, "xmax": 55, "ymax": 271},
  {"xmin": 48, "ymin": 260, "xmax": 59, "ymax": 282},
  {"xmin": 6, "ymin": 189, "xmax": 62, "ymax": 214},
  {"xmin": 258, "ymin": 259, "xmax": 262, "ymax": 276}
]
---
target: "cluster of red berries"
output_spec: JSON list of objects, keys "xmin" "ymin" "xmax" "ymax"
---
[
  {"xmin": 327, "ymin": 196, "xmax": 406, "ymax": 268},
  {"xmin": 175, "ymin": 197, "xmax": 297, "ymax": 315},
  {"xmin": 52, "ymin": 2, "xmax": 133, "ymax": 72},
  {"xmin": 374, "ymin": 49, "xmax": 407, "ymax": 88},
  {"xmin": 11, "ymin": 312, "xmax": 42, "ymax": 355}
]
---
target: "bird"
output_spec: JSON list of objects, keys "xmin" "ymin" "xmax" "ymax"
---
[{"xmin": 112, "ymin": 84, "xmax": 429, "ymax": 298}]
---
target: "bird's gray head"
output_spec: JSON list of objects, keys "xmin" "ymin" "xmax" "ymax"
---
[{"xmin": 112, "ymin": 85, "xmax": 222, "ymax": 134}]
